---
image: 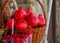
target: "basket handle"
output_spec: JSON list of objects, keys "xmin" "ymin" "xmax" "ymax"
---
[
  {"xmin": 1, "ymin": 0, "xmax": 8, "ymax": 29},
  {"xmin": 36, "ymin": 0, "xmax": 46, "ymax": 20}
]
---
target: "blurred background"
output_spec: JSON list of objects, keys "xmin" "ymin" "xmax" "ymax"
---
[{"xmin": 48, "ymin": 0, "xmax": 60, "ymax": 43}]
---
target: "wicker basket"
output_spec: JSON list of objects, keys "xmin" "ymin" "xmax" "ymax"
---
[
  {"xmin": 30, "ymin": 0, "xmax": 46, "ymax": 43},
  {"xmin": 31, "ymin": 26, "xmax": 45, "ymax": 43},
  {"xmin": 1, "ymin": 0, "xmax": 46, "ymax": 43}
]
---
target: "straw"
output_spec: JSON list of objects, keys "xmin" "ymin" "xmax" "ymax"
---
[{"xmin": 11, "ymin": 18, "xmax": 14, "ymax": 43}]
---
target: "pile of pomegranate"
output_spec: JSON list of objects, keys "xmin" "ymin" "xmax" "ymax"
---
[
  {"xmin": 2, "ymin": 31, "xmax": 32, "ymax": 43},
  {"xmin": 6, "ymin": 7, "xmax": 46, "ymax": 30},
  {"xmin": 4, "ymin": 7, "xmax": 46, "ymax": 43}
]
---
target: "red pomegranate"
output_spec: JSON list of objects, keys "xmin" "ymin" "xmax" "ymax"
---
[
  {"xmin": 19, "ymin": 7, "xmax": 27, "ymax": 20},
  {"xmin": 6, "ymin": 18, "xmax": 12, "ymax": 29},
  {"xmin": 4, "ymin": 35, "xmax": 12, "ymax": 41},
  {"xmin": 13, "ymin": 34, "xmax": 18, "ymax": 38},
  {"xmin": 14, "ymin": 7, "xmax": 27, "ymax": 21},
  {"xmin": 26, "ymin": 8, "xmax": 33, "ymax": 20},
  {"xmin": 28, "ymin": 13, "xmax": 39, "ymax": 27},
  {"xmin": 15, "ymin": 21, "xmax": 27, "ymax": 30},
  {"xmin": 14, "ymin": 37, "xmax": 25, "ymax": 43},
  {"xmin": 38, "ymin": 14, "xmax": 46, "ymax": 26},
  {"xmin": 26, "ymin": 7, "xmax": 33, "ymax": 15},
  {"xmin": 14, "ymin": 10, "xmax": 20, "ymax": 21},
  {"xmin": 6, "ymin": 18, "xmax": 16, "ymax": 29}
]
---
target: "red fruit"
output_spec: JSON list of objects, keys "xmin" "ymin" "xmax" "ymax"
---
[
  {"xmin": 6, "ymin": 18, "xmax": 12, "ymax": 29},
  {"xmin": 38, "ymin": 14, "xmax": 46, "ymax": 26},
  {"xmin": 19, "ymin": 7, "xmax": 27, "ymax": 20},
  {"xmin": 4, "ymin": 35, "xmax": 12, "ymax": 41},
  {"xmin": 26, "ymin": 7, "xmax": 33, "ymax": 15},
  {"xmin": 6, "ymin": 18, "xmax": 16, "ymax": 29},
  {"xmin": 13, "ymin": 34, "xmax": 18, "ymax": 38},
  {"xmin": 14, "ymin": 7, "xmax": 27, "ymax": 21},
  {"xmin": 14, "ymin": 37, "xmax": 25, "ymax": 43},
  {"xmin": 14, "ymin": 10, "xmax": 20, "ymax": 21},
  {"xmin": 7, "ymin": 35, "xmax": 12, "ymax": 39},
  {"xmin": 28, "ymin": 13, "xmax": 39, "ymax": 27},
  {"xmin": 15, "ymin": 21, "xmax": 27, "ymax": 30},
  {"xmin": 26, "ymin": 8, "xmax": 33, "ymax": 20},
  {"xmin": 14, "ymin": 20, "xmax": 16, "ymax": 25}
]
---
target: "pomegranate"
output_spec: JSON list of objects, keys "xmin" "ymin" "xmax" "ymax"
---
[
  {"xmin": 19, "ymin": 7, "xmax": 27, "ymax": 20},
  {"xmin": 14, "ymin": 10, "xmax": 20, "ymax": 21},
  {"xmin": 14, "ymin": 7, "xmax": 27, "ymax": 21},
  {"xmin": 28, "ymin": 13, "xmax": 39, "ymax": 27},
  {"xmin": 26, "ymin": 7, "xmax": 33, "ymax": 15},
  {"xmin": 4, "ymin": 35, "xmax": 12, "ymax": 41},
  {"xmin": 26, "ymin": 8, "xmax": 33, "ymax": 20},
  {"xmin": 6, "ymin": 18, "xmax": 16, "ymax": 29},
  {"xmin": 14, "ymin": 37, "xmax": 25, "ymax": 43},
  {"xmin": 38, "ymin": 14, "xmax": 46, "ymax": 26},
  {"xmin": 15, "ymin": 21, "xmax": 27, "ymax": 30},
  {"xmin": 6, "ymin": 18, "xmax": 12, "ymax": 29},
  {"xmin": 13, "ymin": 34, "xmax": 18, "ymax": 38}
]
